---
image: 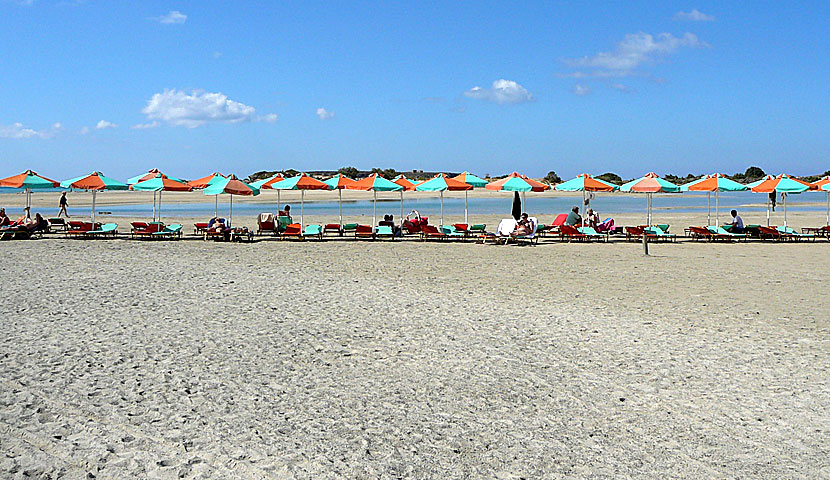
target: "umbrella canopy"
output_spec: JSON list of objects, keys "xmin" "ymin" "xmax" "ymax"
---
[
  {"xmin": 250, "ymin": 173, "xmax": 286, "ymax": 190},
  {"xmin": 130, "ymin": 175, "xmax": 192, "ymax": 223},
  {"xmin": 750, "ymin": 174, "xmax": 813, "ymax": 227},
  {"xmin": 451, "ymin": 171, "xmax": 488, "ymax": 188},
  {"xmin": 0, "ymin": 170, "xmax": 61, "ymax": 210},
  {"xmin": 392, "ymin": 175, "xmax": 417, "ymax": 191},
  {"xmin": 127, "ymin": 168, "xmax": 186, "ymax": 185},
  {"xmin": 485, "ymin": 172, "xmax": 550, "ymax": 192},
  {"xmin": 202, "ymin": 176, "xmax": 260, "ymax": 227},
  {"xmin": 620, "ymin": 172, "xmax": 680, "ymax": 225},
  {"xmin": 271, "ymin": 173, "xmax": 331, "ymax": 226},
  {"xmin": 346, "ymin": 174, "xmax": 403, "ymax": 226},
  {"xmin": 187, "ymin": 172, "xmax": 228, "ymax": 189},
  {"xmin": 415, "ymin": 174, "xmax": 472, "ymax": 226},
  {"xmin": 680, "ymin": 174, "xmax": 747, "ymax": 227},
  {"xmin": 556, "ymin": 174, "xmax": 619, "ymax": 227},
  {"xmin": 323, "ymin": 174, "xmax": 357, "ymax": 226},
  {"xmin": 60, "ymin": 172, "xmax": 129, "ymax": 223}
]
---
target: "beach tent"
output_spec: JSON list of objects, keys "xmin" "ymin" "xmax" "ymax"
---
[
  {"xmin": 750, "ymin": 174, "xmax": 813, "ymax": 227},
  {"xmin": 270, "ymin": 173, "xmax": 331, "ymax": 227},
  {"xmin": 250, "ymin": 173, "xmax": 286, "ymax": 211},
  {"xmin": 392, "ymin": 175, "xmax": 417, "ymax": 227},
  {"xmin": 346, "ymin": 173, "xmax": 403, "ymax": 226},
  {"xmin": 0, "ymin": 170, "xmax": 61, "ymax": 210},
  {"xmin": 619, "ymin": 172, "xmax": 681, "ymax": 226},
  {"xmin": 323, "ymin": 174, "xmax": 357, "ymax": 227},
  {"xmin": 485, "ymin": 172, "xmax": 550, "ymax": 214},
  {"xmin": 451, "ymin": 172, "xmax": 488, "ymax": 224},
  {"xmin": 129, "ymin": 173, "xmax": 192, "ymax": 223},
  {"xmin": 680, "ymin": 174, "xmax": 747, "ymax": 227},
  {"xmin": 60, "ymin": 172, "xmax": 129, "ymax": 223},
  {"xmin": 810, "ymin": 177, "xmax": 830, "ymax": 226},
  {"xmin": 187, "ymin": 172, "xmax": 229, "ymax": 217},
  {"xmin": 555, "ymin": 174, "xmax": 619, "ymax": 227},
  {"xmin": 202, "ymin": 176, "xmax": 260, "ymax": 227},
  {"xmin": 415, "ymin": 174, "xmax": 472, "ymax": 226}
]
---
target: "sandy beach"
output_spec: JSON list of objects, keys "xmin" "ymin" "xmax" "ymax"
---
[{"xmin": 1, "ymin": 209, "xmax": 828, "ymax": 479}]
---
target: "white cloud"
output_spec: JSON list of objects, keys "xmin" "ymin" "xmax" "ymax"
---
[
  {"xmin": 573, "ymin": 84, "xmax": 592, "ymax": 96},
  {"xmin": 259, "ymin": 113, "xmax": 278, "ymax": 123},
  {"xmin": 96, "ymin": 120, "xmax": 117, "ymax": 129},
  {"xmin": 156, "ymin": 10, "xmax": 187, "ymax": 24},
  {"xmin": 463, "ymin": 79, "xmax": 534, "ymax": 104},
  {"xmin": 131, "ymin": 121, "xmax": 160, "ymax": 130},
  {"xmin": 0, "ymin": 122, "xmax": 61, "ymax": 139},
  {"xmin": 674, "ymin": 9, "xmax": 715, "ymax": 21},
  {"xmin": 316, "ymin": 107, "xmax": 334, "ymax": 120},
  {"xmin": 141, "ymin": 89, "xmax": 261, "ymax": 128},
  {"xmin": 610, "ymin": 83, "xmax": 633, "ymax": 93},
  {"xmin": 567, "ymin": 32, "xmax": 703, "ymax": 74}
]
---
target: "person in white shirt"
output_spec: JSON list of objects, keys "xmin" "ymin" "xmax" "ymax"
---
[{"xmin": 729, "ymin": 209, "xmax": 744, "ymax": 233}]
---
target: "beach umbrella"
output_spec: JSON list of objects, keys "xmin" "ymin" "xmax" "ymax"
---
[
  {"xmin": 555, "ymin": 174, "xmax": 619, "ymax": 228},
  {"xmin": 485, "ymin": 172, "xmax": 550, "ymax": 214},
  {"xmin": 202, "ymin": 175, "xmax": 260, "ymax": 227},
  {"xmin": 323, "ymin": 174, "xmax": 357, "ymax": 227},
  {"xmin": 810, "ymin": 177, "xmax": 830, "ymax": 226},
  {"xmin": 0, "ymin": 169, "xmax": 61, "ymax": 210},
  {"xmin": 745, "ymin": 175, "xmax": 777, "ymax": 225},
  {"xmin": 680, "ymin": 174, "xmax": 747, "ymax": 227},
  {"xmin": 187, "ymin": 172, "xmax": 229, "ymax": 217},
  {"xmin": 271, "ymin": 173, "xmax": 331, "ymax": 226},
  {"xmin": 451, "ymin": 171, "xmax": 488, "ymax": 225},
  {"xmin": 346, "ymin": 173, "xmax": 402, "ymax": 226},
  {"xmin": 60, "ymin": 172, "xmax": 129, "ymax": 223},
  {"xmin": 392, "ymin": 175, "xmax": 417, "ymax": 226},
  {"xmin": 619, "ymin": 172, "xmax": 681, "ymax": 226},
  {"xmin": 750, "ymin": 174, "xmax": 813, "ymax": 227},
  {"xmin": 415, "ymin": 174, "xmax": 472, "ymax": 226},
  {"xmin": 127, "ymin": 169, "xmax": 189, "ymax": 222},
  {"xmin": 250, "ymin": 173, "xmax": 286, "ymax": 212},
  {"xmin": 130, "ymin": 174, "xmax": 192, "ymax": 223}
]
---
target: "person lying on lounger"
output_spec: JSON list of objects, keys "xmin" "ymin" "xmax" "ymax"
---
[
  {"xmin": 513, "ymin": 213, "xmax": 533, "ymax": 236},
  {"xmin": 207, "ymin": 217, "xmax": 228, "ymax": 232}
]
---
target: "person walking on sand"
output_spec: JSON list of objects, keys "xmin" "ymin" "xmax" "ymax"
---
[{"xmin": 58, "ymin": 192, "xmax": 69, "ymax": 217}]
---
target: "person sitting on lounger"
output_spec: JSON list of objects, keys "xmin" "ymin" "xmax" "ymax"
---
[
  {"xmin": 565, "ymin": 206, "xmax": 581, "ymax": 226},
  {"xmin": 586, "ymin": 208, "xmax": 600, "ymax": 229},
  {"xmin": 278, "ymin": 205, "xmax": 292, "ymax": 221},
  {"xmin": 207, "ymin": 217, "xmax": 228, "ymax": 232},
  {"xmin": 0, "ymin": 208, "xmax": 9, "ymax": 227},
  {"xmin": 513, "ymin": 213, "xmax": 533, "ymax": 236},
  {"xmin": 729, "ymin": 209, "xmax": 744, "ymax": 233}
]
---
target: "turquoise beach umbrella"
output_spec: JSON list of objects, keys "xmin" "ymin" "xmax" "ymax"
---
[
  {"xmin": 345, "ymin": 174, "xmax": 402, "ymax": 226},
  {"xmin": 270, "ymin": 173, "xmax": 331, "ymax": 226},
  {"xmin": 415, "ymin": 174, "xmax": 472, "ymax": 226},
  {"xmin": 60, "ymin": 172, "xmax": 129, "ymax": 223},
  {"xmin": 0, "ymin": 170, "xmax": 61, "ymax": 210},
  {"xmin": 451, "ymin": 172, "xmax": 488, "ymax": 224},
  {"xmin": 680, "ymin": 174, "xmax": 747, "ymax": 227},
  {"xmin": 203, "ymin": 176, "xmax": 260, "ymax": 227},
  {"xmin": 619, "ymin": 172, "xmax": 681, "ymax": 225},
  {"xmin": 555, "ymin": 174, "xmax": 619, "ymax": 227}
]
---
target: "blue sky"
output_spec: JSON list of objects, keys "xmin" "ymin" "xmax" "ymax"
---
[{"xmin": 1, "ymin": 1, "xmax": 827, "ymax": 180}]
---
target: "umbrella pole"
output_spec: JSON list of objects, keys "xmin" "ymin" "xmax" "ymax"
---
[
  {"xmin": 229, "ymin": 194, "xmax": 233, "ymax": 227},
  {"xmin": 372, "ymin": 190, "xmax": 377, "ymax": 227},
  {"xmin": 440, "ymin": 191, "xmax": 444, "ymax": 226},
  {"xmin": 400, "ymin": 191, "xmax": 404, "ymax": 228},
  {"xmin": 301, "ymin": 190, "xmax": 305, "ymax": 227},
  {"xmin": 582, "ymin": 190, "xmax": 586, "ymax": 228},
  {"xmin": 277, "ymin": 190, "xmax": 281, "ymax": 212},
  {"xmin": 153, "ymin": 191, "xmax": 157, "ymax": 222},
  {"xmin": 339, "ymin": 189, "xmax": 343, "ymax": 227},
  {"xmin": 716, "ymin": 190, "xmax": 720, "ymax": 228},
  {"xmin": 91, "ymin": 190, "xmax": 96, "ymax": 224},
  {"xmin": 214, "ymin": 195, "xmax": 218, "ymax": 218},
  {"xmin": 464, "ymin": 190, "xmax": 468, "ymax": 225},
  {"xmin": 826, "ymin": 192, "xmax": 829, "ymax": 226},
  {"xmin": 707, "ymin": 192, "xmax": 711, "ymax": 226},
  {"xmin": 766, "ymin": 196, "xmax": 771, "ymax": 226},
  {"xmin": 26, "ymin": 188, "xmax": 31, "ymax": 210},
  {"xmin": 783, "ymin": 193, "xmax": 787, "ymax": 227},
  {"xmin": 158, "ymin": 189, "xmax": 162, "ymax": 225}
]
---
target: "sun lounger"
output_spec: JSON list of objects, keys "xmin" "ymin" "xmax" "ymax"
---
[
  {"xmin": 281, "ymin": 223, "xmax": 304, "ymax": 240},
  {"xmin": 560, "ymin": 224, "xmax": 589, "ymax": 242},
  {"xmin": 577, "ymin": 226, "xmax": 610, "ymax": 242},
  {"xmin": 512, "ymin": 217, "xmax": 539, "ymax": 245},
  {"xmin": 194, "ymin": 222, "xmax": 209, "ymax": 235},
  {"xmin": 644, "ymin": 226, "xmax": 677, "ymax": 242},
  {"xmin": 547, "ymin": 214, "xmax": 568, "ymax": 235},
  {"xmin": 131, "ymin": 222, "xmax": 164, "ymax": 239},
  {"xmin": 67, "ymin": 221, "xmax": 100, "ymax": 236},
  {"xmin": 151, "ymin": 224, "xmax": 183, "ymax": 239},
  {"xmin": 707, "ymin": 226, "xmax": 748, "ymax": 241},
  {"xmin": 343, "ymin": 223, "xmax": 358, "ymax": 235},
  {"xmin": 376, "ymin": 225, "xmax": 395, "ymax": 240},
  {"xmin": 440, "ymin": 225, "xmax": 466, "ymax": 240},
  {"xmin": 277, "ymin": 216, "xmax": 292, "ymax": 234},
  {"xmin": 47, "ymin": 217, "xmax": 67, "ymax": 232},
  {"xmin": 303, "ymin": 224, "xmax": 324, "ymax": 240},
  {"xmin": 84, "ymin": 223, "xmax": 118, "ymax": 238},
  {"xmin": 758, "ymin": 226, "xmax": 784, "ymax": 241},
  {"xmin": 452, "ymin": 223, "xmax": 471, "ymax": 236},
  {"xmin": 687, "ymin": 225, "xmax": 724, "ymax": 241},
  {"xmin": 777, "ymin": 226, "xmax": 815, "ymax": 241},
  {"xmin": 257, "ymin": 213, "xmax": 277, "ymax": 235},
  {"xmin": 421, "ymin": 224, "xmax": 447, "ymax": 241},
  {"xmin": 468, "ymin": 224, "xmax": 486, "ymax": 235},
  {"xmin": 355, "ymin": 224, "xmax": 375, "ymax": 240},
  {"xmin": 324, "ymin": 224, "xmax": 343, "ymax": 236}
]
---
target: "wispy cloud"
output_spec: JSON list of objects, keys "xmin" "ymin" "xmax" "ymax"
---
[
  {"xmin": 674, "ymin": 9, "xmax": 715, "ymax": 21},
  {"xmin": 610, "ymin": 83, "xmax": 633, "ymax": 93},
  {"xmin": 155, "ymin": 10, "xmax": 187, "ymax": 25},
  {"xmin": 572, "ymin": 84, "xmax": 592, "ymax": 96},
  {"xmin": 316, "ymin": 107, "xmax": 334, "ymax": 120},
  {"xmin": 96, "ymin": 120, "xmax": 117, "ymax": 130},
  {"xmin": 568, "ymin": 32, "xmax": 703, "ymax": 73},
  {"xmin": 131, "ymin": 121, "xmax": 159, "ymax": 130},
  {"xmin": 463, "ymin": 79, "xmax": 534, "ymax": 104},
  {"xmin": 140, "ymin": 89, "xmax": 276, "ymax": 128},
  {"xmin": 0, "ymin": 122, "xmax": 62, "ymax": 139}
]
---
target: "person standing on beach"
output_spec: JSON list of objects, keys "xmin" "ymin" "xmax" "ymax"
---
[{"xmin": 58, "ymin": 192, "xmax": 69, "ymax": 217}]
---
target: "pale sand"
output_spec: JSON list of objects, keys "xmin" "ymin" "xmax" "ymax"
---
[{"xmin": 1, "ymin": 212, "xmax": 828, "ymax": 479}]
